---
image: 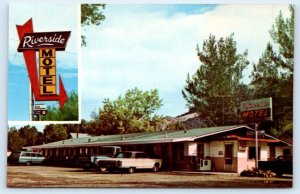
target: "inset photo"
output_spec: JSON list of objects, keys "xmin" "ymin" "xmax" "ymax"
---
[{"xmin": 8, "ymin": 3, "xmax": 80, "ymax": 122}]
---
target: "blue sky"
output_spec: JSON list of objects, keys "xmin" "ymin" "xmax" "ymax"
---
[
  {"xmin": 8, "ymin": 3, "xmax": 79, "ymax": 122},
  {"xmin": 81, "ymin": 4, "xmax": 290, "ymax": 120}
]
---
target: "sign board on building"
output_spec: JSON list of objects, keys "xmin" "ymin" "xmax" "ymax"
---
[{"xmin": 240, "ymin": 97, "xmax": 272, "ymax": 123}]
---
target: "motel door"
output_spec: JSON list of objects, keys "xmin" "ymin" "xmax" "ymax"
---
[{"xmin": 224, "ymin": 143, "xmax": 233, "ymax": 171}]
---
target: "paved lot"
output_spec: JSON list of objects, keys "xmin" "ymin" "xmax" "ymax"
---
[{"xmin": 7, "ymin": 166, "xmax": 292, "ymax": 188}]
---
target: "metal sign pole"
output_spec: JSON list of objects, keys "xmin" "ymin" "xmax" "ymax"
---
[
  {"xmin": 29, "ymin": 79, "xmax": 34, "ymax": 121},
  {"xmin": 255, "ymin": 123, "xmax": 258, "ymax": 168}
]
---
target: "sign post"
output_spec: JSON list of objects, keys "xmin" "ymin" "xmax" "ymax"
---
[{"xmin": 240, "ymin": 97, "xmax": 273, "ymax": 168}]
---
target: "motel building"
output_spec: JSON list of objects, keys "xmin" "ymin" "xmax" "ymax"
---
[{"xmin": 26, "ymin": 125, "xmax": 292, "ymax": 173}]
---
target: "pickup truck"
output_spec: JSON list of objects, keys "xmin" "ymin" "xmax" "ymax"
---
[
  {"xmin": 77, "ymin": 146, "xmax": 121, "ymax": 171},
  {"xmin": 97, "ymin": 151, "xmax": 162, "ymax": 173},
  {"xmin": 258, "ymin": 155, "xmax": 293, "ymax": 176}
]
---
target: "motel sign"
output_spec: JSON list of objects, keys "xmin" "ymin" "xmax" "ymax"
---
[
  {"xmin": 16, "ymin": 18, "xmax": 70, "ymax": 108},
  {"xmin": 240, "ymin": 97, "xmax": 273, "ymax": 123}
]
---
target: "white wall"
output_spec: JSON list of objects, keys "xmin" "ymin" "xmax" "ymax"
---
[{"xmin": 209, "ymin": 140, "xmax": 237, "ymax": 158}]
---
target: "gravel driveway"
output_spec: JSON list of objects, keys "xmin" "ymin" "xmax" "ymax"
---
[{"xmin": 7, "ymin": 166, "xmax": 292, "ymax": 188}]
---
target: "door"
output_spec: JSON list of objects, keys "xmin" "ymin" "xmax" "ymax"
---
[
  {"xmin": 197, "ymin": 144, "xmax": 205, "ymax": 159},
  {"xmin": 224, "ymin": 143, "xmax": 233, "ymax": 171}
]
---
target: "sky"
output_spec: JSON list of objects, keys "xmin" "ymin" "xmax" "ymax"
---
[
  {"xmin": 81, "ymin": 4, "xmax": 290, "ymax": 120},
  {"xmin": 8, "ymin": 3, "xmax": 79, "ymax": 122}
]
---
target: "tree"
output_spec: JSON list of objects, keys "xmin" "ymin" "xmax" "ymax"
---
[
  {"xmin": 94, "ymin": 87, "xmax": 163, "ymax": 135},
  {"xmin": 8, "ymin": 127, "xmax": 24, "ymax": 151},
  {"xmin": 42, "ymin": 91, "xmax": 78, "ymax": 121},
  {"xmin": 18, "ymin": 125, "xmax": 42, "ymax": 146},
  {"xmin": 43, "ymin": 124, "xmax": 68, "ymax": 143},
  {"xmin": 182, "ymin": 34, "xmax": 249, "ymax": 126},
  {"xmin": 81, "ymin": 4, "xmax": 105, "ymax": 47},
  {"xmin": 251, "ymin": 5, "xmax": 294, "ymax": 136}
]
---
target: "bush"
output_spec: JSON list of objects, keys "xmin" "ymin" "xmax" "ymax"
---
[{"xmin": 240, "ymin": 168, "xmax": 275, "ymax": 178}]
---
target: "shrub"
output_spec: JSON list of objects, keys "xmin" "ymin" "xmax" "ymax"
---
[{"xmin": 240, "ymin": 168, "xmax": 275, "ymax": 178}]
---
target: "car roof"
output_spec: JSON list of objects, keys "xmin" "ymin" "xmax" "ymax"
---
[{"xmin": 119, "ymin": 151, "xmax": 145, "ymax": 153}]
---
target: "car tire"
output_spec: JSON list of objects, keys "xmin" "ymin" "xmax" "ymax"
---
[
  {"xmin": 108, "ymin": 168, "xmax": 115, "ymax": 173},
  {"xmin": 99, "ymin": 167, "xmax": 107, "ymax": 173},
  {"xmin": 128, "ymin": 167, "xmax": 135, "ymax": 174},
  {"xmin": 153, "ymin": 163, "xmax": 160, "ymax": 172},
  {"xmin": 25, "ymin": 161, "xmax": 31, "ymax": 166}
]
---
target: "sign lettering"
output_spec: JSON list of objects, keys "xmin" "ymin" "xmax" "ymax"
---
[
  {"xmin": 17, "ymin": 31, "xmax": 71, "ymax": 51},
  {"xmin": 39, "ymin": 48, "xmax": 56, "ymax": 95},
  {"xmin": 240, "ymin": 98, "xmax": 273, "ymax": 123}
]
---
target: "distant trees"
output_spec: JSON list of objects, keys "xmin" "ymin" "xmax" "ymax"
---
[
  {"xmin": 92, "ymin": 87, "xmax": 163, "ymax": 135},
  {"xmin": 43, "ymin": 124, "xmax": 68, "ymax": 143},
  {"xmin": 182, "ymin": 34, "xmax": 249, "ymax": 126},
  {"xmin": 8, "ymin": 125, "xmax": 43, "ymax": 151}
]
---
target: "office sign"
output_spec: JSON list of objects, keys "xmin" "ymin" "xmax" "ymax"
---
[{"xmin": 240, "ymin": 97, "xmax": 273, "ymax": 123}]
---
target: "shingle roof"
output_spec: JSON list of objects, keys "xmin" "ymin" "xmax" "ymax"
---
[{"xmin": 28, "ymin": 125, "xmax": 254, "ymax": 149}]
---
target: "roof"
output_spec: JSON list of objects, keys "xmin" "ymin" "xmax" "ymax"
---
[{"xmin": 27, "ymin": 125, "xmax": 291, "ymax": 149}]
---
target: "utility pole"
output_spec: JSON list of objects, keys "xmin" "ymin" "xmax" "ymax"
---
[{"xmin": 255, "ymin": 123, "xmax": 259, "ymax": 168}]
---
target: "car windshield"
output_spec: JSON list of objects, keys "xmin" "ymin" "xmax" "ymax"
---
[{"xmin": 116, "ymin": 152, "xmax": 132, "ymax": 158}]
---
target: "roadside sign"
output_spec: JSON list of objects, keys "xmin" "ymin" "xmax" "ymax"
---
[
  {"xmin": 240, "ymin": 98, "xmax": 272, "ymax": 123},
  {"xmin": 16, "ymin": 19, "xmax": 70, "ymax": 108},
  {"xmin": 33, "ymin": 104, "xmax": 47, "ymax": 115},
  {"xmin": 34, "ymin": 104, "xmax": 46, "ymax": 110},
  {"xmin": 33, "ymin": 110, "xmax": 47, "ymax": 115}
]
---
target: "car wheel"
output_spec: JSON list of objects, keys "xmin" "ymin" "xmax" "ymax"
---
[
  {"xmin": 275, "ymin": 171, "xmax": 283, "ymax": 177},
  {"xmin": 108, "ymin": 168, "xmax": 115, "ymax": 173},
  {"xmin": 25, "ymin": 161, "xmax": 31, "ymax": 166},
  {"xmin": 99, "ymin": 167, "xmax": 107, "ymax": 173},
  {"xmin": 153, "ymin": 163, "xmax": 159, "ymax": 172},
  {"xmin": 83, "ymin": 166, "xmax": 91, "ymax": 171},
  {"xmin": 128, "ymin": 167, "xmax": 135, "ymax": 174}
]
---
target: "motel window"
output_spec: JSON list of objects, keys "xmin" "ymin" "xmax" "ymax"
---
[
  {"xmin": 283, "ymin": 149, "xmax": 291, "ymax": 156},
  {"xmin": 248, "ymin": 146, "xmax": 261, "ymax": 160}
]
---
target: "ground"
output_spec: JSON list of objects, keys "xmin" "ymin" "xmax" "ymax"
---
[{"xmin": 7, "ymin": 166, "xmax": 292, "ymax": 188}]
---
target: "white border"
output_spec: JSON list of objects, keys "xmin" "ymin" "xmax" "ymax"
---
[{"xmin": 1, "ymin": 1, "xmax": 299, "ymax": 194}]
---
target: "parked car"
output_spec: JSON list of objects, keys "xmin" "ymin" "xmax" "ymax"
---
[
  {"xmin": 77, "ymin": 146, "xmax": 121, "ymax": 171},
  {"xmin": 97, "ymin": 151, "xmax": 162, "ymax": 173},
  {"xmin": 7, "ymin": 151, "xmax": 46, "ymax": 166},
  {"xmin": 258, "ymin": 155, "xmax": 293, "ymax": 176}
]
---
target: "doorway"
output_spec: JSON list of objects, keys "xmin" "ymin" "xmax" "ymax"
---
[{"xmin": 224, "ymin": 143, "xmax": 233, "ymax": 171}]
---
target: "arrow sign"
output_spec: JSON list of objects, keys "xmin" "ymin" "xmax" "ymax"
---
[{"xmin": 16, "ymin": 18, "xmax": 69, "ymax": 108}]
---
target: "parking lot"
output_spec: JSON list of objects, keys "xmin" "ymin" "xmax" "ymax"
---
[{"xmin": 7, "ymin": 166, "xmax": 292, "ymax": 188}]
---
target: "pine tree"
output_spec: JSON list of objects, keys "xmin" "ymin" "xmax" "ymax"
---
[
  {"xmin": 251, "ymin": 5, "xmax": 294, "ymax": 136},
  {"xmin": 182, "ymin": 34, "xmax": 249, "ymax": 126}
]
